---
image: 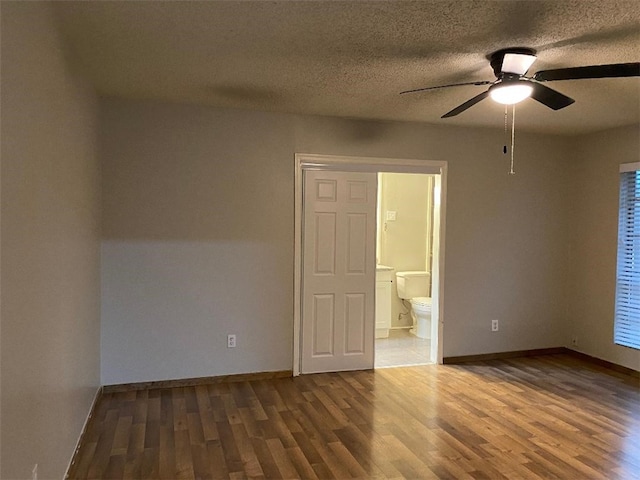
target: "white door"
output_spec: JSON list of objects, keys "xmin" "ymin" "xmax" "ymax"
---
[{"xmin": 301, "ymin": 170, "xmax": 377, "ymax": 374}]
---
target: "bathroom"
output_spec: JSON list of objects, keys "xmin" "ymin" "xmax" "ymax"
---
[{"xmin": 374, "ymin": 172, "xmax": 438, "ymax": 368}]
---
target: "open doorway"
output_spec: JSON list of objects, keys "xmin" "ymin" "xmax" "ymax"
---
[
  {"xmin": 294, "ymin": 154, "xmax": 446, "ymax": 376},
  {"xmin": 374, "ymin": 172, "xmax": 438, "ymax": 368}
]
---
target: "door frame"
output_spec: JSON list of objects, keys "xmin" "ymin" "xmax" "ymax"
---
[{"xmin": 294, "ymin": 153, "xmax": 448, "ymax": 376}]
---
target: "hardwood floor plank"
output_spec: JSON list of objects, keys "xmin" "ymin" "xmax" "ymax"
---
[
  {"xmin": 260, "ymin": 406, "xmax": 297, "ymax": 447},
  {"xmin": 172, "ymin": 388, "xmax": 189, "ymax": 432},
  {"xmin": 189, "ymin": 443, "xmax": 212, "ymax": 480},
  {"xmin": 264, "ymin": 438, "xmax": 299, "ymax": 479},
  {"xmin": 158, "ymin": 425, "xmax": 177, "ymax": 480},
  {"xmin": 333, "ymin": 425, "xmax": 386, "ymax": 477},
  {"xmin": 216, "ymin": 420, "xmax": 244, "ymax": 474},
  {"xmin": 103, "ymin": 454, "xmax": 125, "ymax": 479},
  {"xmin": 111, "ymin": 415, "xmax": 133, "ymax": 456},
  {"xmin": 238, "ymin": 406, "xmax": 263, "ymax": 439},
  {"xmin": 69, "ymin": 354, "xmax": 640, "ymax": 479},
  {"xmin": 250, "ymin": 437, "xmax": 282, "ymax": 479},
  {"xmin": 195, "ymin": 385, "xmax": 219, "ymax": 442},
  {"xmin": 127, "ymin": 423, "xmax": 146, "ymax": 457},
  {"xmin": 68, "ymin": 441, "xmax": 97, "ymax": 479},
  {"xmin": 174, "ymin": 429, "xmax": 195, "ymax": 479},
  {"xmin": 295, "ymin": 400, "xmax": 340, "ymax": 444},
  {"xmin": 205, "ymin": 440, "xmax": 229, "ymax": 479},
  {"xmin": 133, "ymin": 390, "xmax": 149, "ymax": 424},
  {"xmin": 222, "ymin": 393, "xmax": 242, "ymax": 426},
  {"xmin": 426, "ymin": 451, "xmax": 476, "ymax": 479},
  {"xmin": 286, "ymin": 445, "xmax": 319, "ymax": 480},
  {"xmin": 327, "ymin": 441, "xmax": 370, "ymax": 478},
  {"xmin": 122, "ymin": 445, "xmax": 144, "ymax": 479},
  {"xmin": 377, "ymin": 434, "xmax": 438, "ymax": 479},
  {"xmin": 144, "ymin": 393, "xmax": 161, "ymax": 450},
  {"xmin": 139, "ymin": 447, "xmax": 159, "ymax": 479},
  {"xmin": 186, "ymin": 411, "xmax": 205, "ymax": 445},
  {"xmin": 230, "ymin": 423, "xmax": 264, "ymax": 478},
  {"xmin": 86, "ymin": 408, "xmax": 119, "ymax": 478},
  {"xmin": 307, "ymin": 436, "xmax": 354, "ymax": 479}
]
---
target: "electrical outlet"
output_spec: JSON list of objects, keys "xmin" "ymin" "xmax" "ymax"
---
[
  {"xmin": 571, "ymin": 335, "xmax": 578, "ymax": 347},
  {"xmin": 227, "ymin": 334, "xmax": 236, "ymax": 348},
  {"xmin": 491, "ymin": 319, "xmax": 499, "ymax": 332},
  {"xmin": 32, "ymin": 464, "xmax": 38, "ymax": 480}
]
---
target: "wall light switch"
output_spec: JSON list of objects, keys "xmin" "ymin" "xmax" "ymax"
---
[{"xmin": 386, "ymin": 211, "xmax": 397, "ymax": 221}]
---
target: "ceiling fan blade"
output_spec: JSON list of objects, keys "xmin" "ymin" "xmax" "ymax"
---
[
  {"xmin": 442, "ymin": 90, "xmax": 489, "ymax": 118},
  {"xmin": 533, "ymin": 62, "xmax": 640, "ymax": 82},
  {"xmin": 400, "ymin": 80, "xmax": 492, "ymax": 95},
  {"xmin": 530, "ymin": 82, "xmax": 575, "ymax": 110},
  {"xmin": 502, "ymin": 53, "xmax": 537, "ymax": 75}
]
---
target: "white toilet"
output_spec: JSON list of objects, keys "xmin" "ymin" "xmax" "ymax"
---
[{"xmin": 395, "ymin": 271, "xmax": 432, "ymax": 339}]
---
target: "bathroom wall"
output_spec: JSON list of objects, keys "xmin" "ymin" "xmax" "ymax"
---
[
  {"xmin": 378, "ymin": 173, "xmax": 433, "ymax": 328},
  {"xmin": 1, "ymin": 3, "xmax": 101, "ymax": 478},
  {"xmin": 100, "ymin": 97, "xmax": 573, "ymax": 384}
]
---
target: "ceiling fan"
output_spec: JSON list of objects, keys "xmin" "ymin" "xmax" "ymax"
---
[{"xmin": 401, "ymin": 48, "xmax": 640, "ymax": 118}]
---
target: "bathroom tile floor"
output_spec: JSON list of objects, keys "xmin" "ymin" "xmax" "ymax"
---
[{"xmin": 374, "ymin": 328, "xmax": 432, "ymax": 368}]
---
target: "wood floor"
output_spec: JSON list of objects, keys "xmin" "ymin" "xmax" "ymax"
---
[{"xmin": 68, "ymin": 354, "xmax": 640, "ymax": 479}]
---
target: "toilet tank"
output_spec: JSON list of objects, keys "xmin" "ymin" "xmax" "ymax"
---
[{"xmin": 396, "ymin": 271, "xmax": 430, "ymax": 299}]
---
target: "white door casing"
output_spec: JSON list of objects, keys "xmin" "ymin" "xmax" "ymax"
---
[
  {"xmin": 301, "ymin": 170, "xmax": 377, "ymax": 373},
  {"xmin": 293, "ymin": 153, "xmax": 447, "ymax": 377}
]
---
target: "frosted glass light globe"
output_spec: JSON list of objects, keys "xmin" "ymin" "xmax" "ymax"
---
[{"xmin": 489, "ymin": 83, "xmax": 533, "ymax": 104}]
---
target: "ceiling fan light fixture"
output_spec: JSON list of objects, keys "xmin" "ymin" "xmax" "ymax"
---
[{"xmin": 489, "ymin": 82, "xmax": 533, "ymax": 105}]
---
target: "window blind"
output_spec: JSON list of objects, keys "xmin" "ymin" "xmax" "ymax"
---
[{"xmin": 614, "ymin": 165, "xmax": 640, "ymax": 350}]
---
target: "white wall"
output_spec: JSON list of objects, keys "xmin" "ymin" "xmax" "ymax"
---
[
  {"xmin": 567, "ymin": 125, "xmax": 640, "ymax": 372},
  {"xmin": 0, "ymin": 3, "xmax": 101, "ymax": 479},
  {"xmin": 100, "ymin": 98, "xmax": 574, "ymax": 385}
]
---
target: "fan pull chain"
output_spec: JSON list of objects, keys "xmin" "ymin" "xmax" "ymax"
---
[
  {"xmin": 509, "ymin": 103, "xmax": 516, "ymax": 175},
  {"xmin": 503, "ymin": 105, "xmax": 508, "ymax": 155}
]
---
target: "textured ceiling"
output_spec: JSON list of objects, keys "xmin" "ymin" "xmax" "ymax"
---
[{"xmin": 53, "ymin": 0, "xmax": 640, "ymax": 134}]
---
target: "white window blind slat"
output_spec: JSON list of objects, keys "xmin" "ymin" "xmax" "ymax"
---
[{"xmin": 614, "ymin": 169, "xmax": 640, "ymax": 350}]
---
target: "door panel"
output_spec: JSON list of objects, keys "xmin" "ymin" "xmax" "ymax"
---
[
  {"xmin": 312, "ymin": 294, "xmax": 334, "ymax": 356},
  {"xmin": 301, "ymin": 170, "xmax": 377, "ymax": 373},
  {"xmin": 314, "ymin": 213, "xmax": 336, "ymax": 274},
  {"xmin": 346, "ymin": 213, "xmax": 367, "ymax": 273},
  {"xmin": 344, "ymin": 293, "xmax": 366, "ymax": 354}
]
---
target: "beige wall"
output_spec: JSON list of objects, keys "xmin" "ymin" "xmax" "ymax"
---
[
  {"xmin": 0, "ymin": 3, "xmax": 101, "ymax": 478},
  {"xmin": 100, "ymin": 97, "xmax": 574, "ymax": 384},
  {"xmin": 567, "ymin": 125, "xmax": 640, "ymax": 371},
  {"xmin": 100, "ymin": 101, "xmax": 295, "ymax": 384},
  {"xmin": 378, "ymin": 173, "xmax": 431, "ymax": 272},
  {"xmin": 378, "ymin": 173, "xmax": 432, "ymax": 328},
  {"xmin": 295, "ymin": 114, "xmax": 573, "ymax": 356}
]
